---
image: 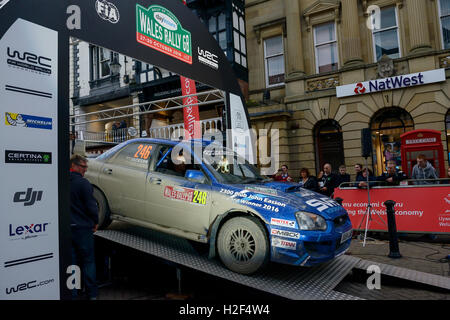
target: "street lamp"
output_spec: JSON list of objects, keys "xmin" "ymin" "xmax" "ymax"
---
[{"xmin": 109, "ymin": 54, "xmax": 121, "ymax": 75}]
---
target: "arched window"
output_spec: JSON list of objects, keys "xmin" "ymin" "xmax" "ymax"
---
[
  {"xmin": 370, "ymin": 107, "xmax": 414, "ymax": 175},
  {"xmin": 314, "ymin": 120, "xmax": 344, "ymax": 174}
]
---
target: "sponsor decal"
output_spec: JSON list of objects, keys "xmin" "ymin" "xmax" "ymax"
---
[
  {"xmin": 5, "ymin": 113, "xmax": 53, "ymax": 130},
  {"xmin": 336, "ymin": 69, "xmax": 446, "ymax": 98},
  {"xmin": 271, "ymin": 237, "xmax": 296, "ymax": 250},
  {"xmin": 136, "ymin": 4, "xmax": 192, "ymax": 64},
  {"xmin": 5, "ymin": 85, "xmax": 52, "ymax": 98},
  {"xmin": 164, "ymin": 186, "xmax": 207, "ymax": 205},
  {"xmin": 5, "ymin": 150, "xmax": 52, "ymax": 164},
  {"xmin": 305, "ymin": 197, "xmax": 339, "ymax": 213},
  {"xmin": 197, "ymin": 47, "xmax": 218, "ymax": 70},
  {"xmin": 271, "ymin": 228, "xmax": 300, "ymax": 240},
  {"xmin": 4, "ymin": 253, "xmax": 53, "ymax": 268},
  {"xmin": 5, "ymin": 278, "xmax": 54, "ymax": 295},
  {"xmin": 270, "ymin": 217, "xmax": 296, "ymax": 229},
  {"xmin": 95, "ymin": 0, "xmax": 120, "ymax": 24},
  {"xmin": 8, "ymin": 222, "xmax": 50, "ymax": 241},
  {"xmin": 6, "ymin": 47, "xmax": 52, "ymax": 75},
  {"xmin": 13, "ymin": 188, "xmax": 43, "ymax": 206}
]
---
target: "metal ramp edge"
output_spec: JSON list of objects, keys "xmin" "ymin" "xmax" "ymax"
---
[
  {"xmin": 95, "ymin": 227, "xmax": 363, "ymax": 300},
  {"xmin": 354, "ymin": 259, "xmax": 450, "ymax": 291}
]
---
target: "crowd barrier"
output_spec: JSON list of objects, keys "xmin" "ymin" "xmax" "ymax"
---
[{"xmin": 334, "ymin": 179, "xmax": 450, "ymax": 234}]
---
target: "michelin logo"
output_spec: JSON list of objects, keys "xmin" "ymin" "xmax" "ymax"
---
[{"xmin": 5, "ymin": 112, "xmax": 52, "ymax": 130}]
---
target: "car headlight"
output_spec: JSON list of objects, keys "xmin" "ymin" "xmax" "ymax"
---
[{"xmin": 295, "ymin": 212, "xmax": 327, "ymax": 231}]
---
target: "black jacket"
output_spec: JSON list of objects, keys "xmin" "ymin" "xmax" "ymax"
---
[
  {"xmin": 319, "ymin": 173, "xmax": 339, "ymax": 197},
  {"xmin": 70, "ymin": 171, "xmax": 98, "ymax": 229},
  {"xmin": 300, "ymin": 176, "xmax": 319, "ymax": 192},
  {"xmin": 336, "ymin": 173, "xmax": 351, "ymax": 187},
  {"xmin": 376, "ymin": 171, "xmax": 407, "ymax": 186}
]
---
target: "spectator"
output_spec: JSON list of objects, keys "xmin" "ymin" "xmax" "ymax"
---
[
  {"xmin": 384, "ymin": 144, "xmax": 394, "ymax": 163},
  {"xmin": 356, "ymin": 168, "xmax": 376, "ymax": 188},
  {"xmin": 70, "ymin": 154, "xmax": 98, "ymax": 300},
  {"xmin": 298, "ymin": 168, "xmax": 319, "ymax": 192},
  {"xmin": 318, "ymin": 163, "xmax": 339, "ymax": 197},
  {"xmin": 273, "ymin": 165, "xmax": 293, "ymax": 182},
  {"xmin": 411, "ymin": 154, "xmax": 438, "ymax": 185},
  {"xmin": 336, "ymin": 165, "xmax": 351, "ymax": 187},
  {"xmin": 377, "ymin": 160, "xmax": 407, "ymax": 186},
  {"xmin": 354, "ymin": 163, "xmax": 363, "ymax": 180}
]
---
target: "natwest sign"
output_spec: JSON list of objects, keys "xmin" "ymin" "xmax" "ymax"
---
[{"xmin": 336, "ymin": 69, "xmax": 446, "ymax": 98}]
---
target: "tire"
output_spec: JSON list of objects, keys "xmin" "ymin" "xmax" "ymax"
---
[
  {"xmin": 217, "ymin": 216, "xmax": 270, "ymax": 275},
  {"xmin": 93, "ymin": 187, "xmax": 112, "ymax": 229}
]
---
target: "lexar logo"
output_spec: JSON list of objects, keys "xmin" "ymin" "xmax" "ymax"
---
[{"xmin": 13, "ymin": 188, "xmax": 43, "ymax": 206}]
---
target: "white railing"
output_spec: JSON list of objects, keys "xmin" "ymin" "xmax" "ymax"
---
[{"xmin": 77, "ymin": 118, "xmax": 222, "ymax": 143}]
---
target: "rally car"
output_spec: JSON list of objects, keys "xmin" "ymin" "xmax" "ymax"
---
[{"xmin": 85, "ymin": 138, "xmax": 352, "ymax": 275}]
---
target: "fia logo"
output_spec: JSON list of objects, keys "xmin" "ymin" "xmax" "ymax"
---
[
  {"xmin": 95, "ymin": 0, "xmax": 120, "ymax": 24},
  {"xmin": 13, "ymin": 188, "xmax": 43, "ymax": 206}
]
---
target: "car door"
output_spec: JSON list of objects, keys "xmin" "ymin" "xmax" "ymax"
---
[
  {"xmin": 144, "ymin": 144, "xmax": 212, "ymax": 236},
  {"xmin": 98, "ymin": 142, "xmax": 155, "ymax": 220}
]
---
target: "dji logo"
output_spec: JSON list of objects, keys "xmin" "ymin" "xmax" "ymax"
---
[{"xmin": 13, "ymin": 188, "xmax": 43, "ymax": 206}]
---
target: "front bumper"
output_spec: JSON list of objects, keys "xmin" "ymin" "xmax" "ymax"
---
[{"xmin": 269, "ymin": 218, "xmax": 353, "ymax": 267}]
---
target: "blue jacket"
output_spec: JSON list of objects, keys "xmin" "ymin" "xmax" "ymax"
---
[{"xmin": 70, "ymin": 171, "xmax": 98, "ymax": 229}]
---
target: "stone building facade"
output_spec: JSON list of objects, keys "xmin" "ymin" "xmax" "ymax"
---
[{"xmin": 245, "ymin": 0, "xmax": 450, "ymax": 178}]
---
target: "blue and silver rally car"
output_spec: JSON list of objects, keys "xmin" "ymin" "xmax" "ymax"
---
[{"xmin": 85, "ymin": 138, "xmax": 352, "ymax": 275}]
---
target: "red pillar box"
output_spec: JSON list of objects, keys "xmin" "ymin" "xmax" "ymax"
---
[{"xmin": 401, "ymin": 129, "xmax": 445, "ymax": 178}]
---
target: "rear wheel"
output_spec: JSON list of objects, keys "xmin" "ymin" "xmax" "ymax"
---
[
  {"xmin": 93, "ymin": 187, "xmax": 112, "ymax": 229},
  {"xmin": 217, "ymin": 216, "xmax": 269, "ymax": 275}
]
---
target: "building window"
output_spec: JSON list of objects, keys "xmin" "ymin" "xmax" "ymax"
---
[
  {"xmin": 232, "ymin": 3, "xmax": 247, "ymax": 68},
  {"xmin": 264, "ymin": 36, "xmax": 285, "ymax": 87},
  {"xmin": 208, "ymin": 13, "xmax": 227, "ymax": 50},
  {"xmin": 90, "ymin": 46, "xmax": 118, "ymax": 80},
  {"xmin": 314, "ymin": 22, "xmax": 338, "ymax": 73},
  {"xmin": 314, "ymin": 120, "xmax": 344, "ymax": 174},
  {"xmin": 371, "ymin": 6, "xmax": 401, "ymax": 61},
  {"xmin": 438, "ymin": 0, "xmax": 450, "ymax": 49},
  {"xmin": 370, "ymin": 107, "xmax": 414, "ymax": 175}
]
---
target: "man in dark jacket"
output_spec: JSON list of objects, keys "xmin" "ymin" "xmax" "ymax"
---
[
  {"xmin": 336, "ymin": 165, "xmax": 351, "ymax": 187},
  {"xmin": 377, "ymin": 160, "xmax": 407, "ymax": 186},
  {"xmin": 70, "ymin": 154, "xmax": 98, "ymax": 300},
  {"xmin": 318, "ymin": 163, "xmax": 339, "ymax": 197}
]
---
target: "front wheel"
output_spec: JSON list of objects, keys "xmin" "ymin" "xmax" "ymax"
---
[
  {"xmin": 217, "ymin": 216, "xmax": 269, "ymax": 275},
  {"xmin": 92, "ymin": 187, "xmax": 112, "ymax": 229}
]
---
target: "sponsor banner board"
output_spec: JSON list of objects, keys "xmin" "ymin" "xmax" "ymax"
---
[
  {"xmin": 334, "ymin": 186, "xmax": 450, "ymax": 233},
  {"xmin": 336, "ymin": 69, "xmax": 446, "ymax": 98},
  {"xmin": 0, "ymin": 19, "xmax": 59, "ymax": 299}
]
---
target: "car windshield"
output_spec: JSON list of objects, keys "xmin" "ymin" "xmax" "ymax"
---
[{"xmin": 201, "ymin": 144, "xmax": 269, "ymax": 184}]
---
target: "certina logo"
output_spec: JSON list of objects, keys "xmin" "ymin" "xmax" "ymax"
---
[
  {"xmin": 5, "ymin": 278, "xmax": 54, "ymax": 295},
  {"xmin": 9, "ymin": 222, "xmax": 50, "ymax": 241},
  {"xmin": 6, "ymin": 47, "xmax": 52, "ymax": 75},
  {"xmin": 13, "ymin": 188, "xmax": 43, "ymax": 206},
  {"xmin": 96, "ymin": 0, "xmax": 120, "ymax": 24},
  {"xmin": 197, "ymin": 47, "xmax": 218, "ymax": 70},
  {"xmin": 5, "ymin": 150, "xmax": 52, "ymax": 164}
]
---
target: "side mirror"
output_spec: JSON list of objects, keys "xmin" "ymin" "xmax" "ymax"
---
[{"xmin": 185, "ymin": 170, "xmax": 206, "ymax": 184}]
